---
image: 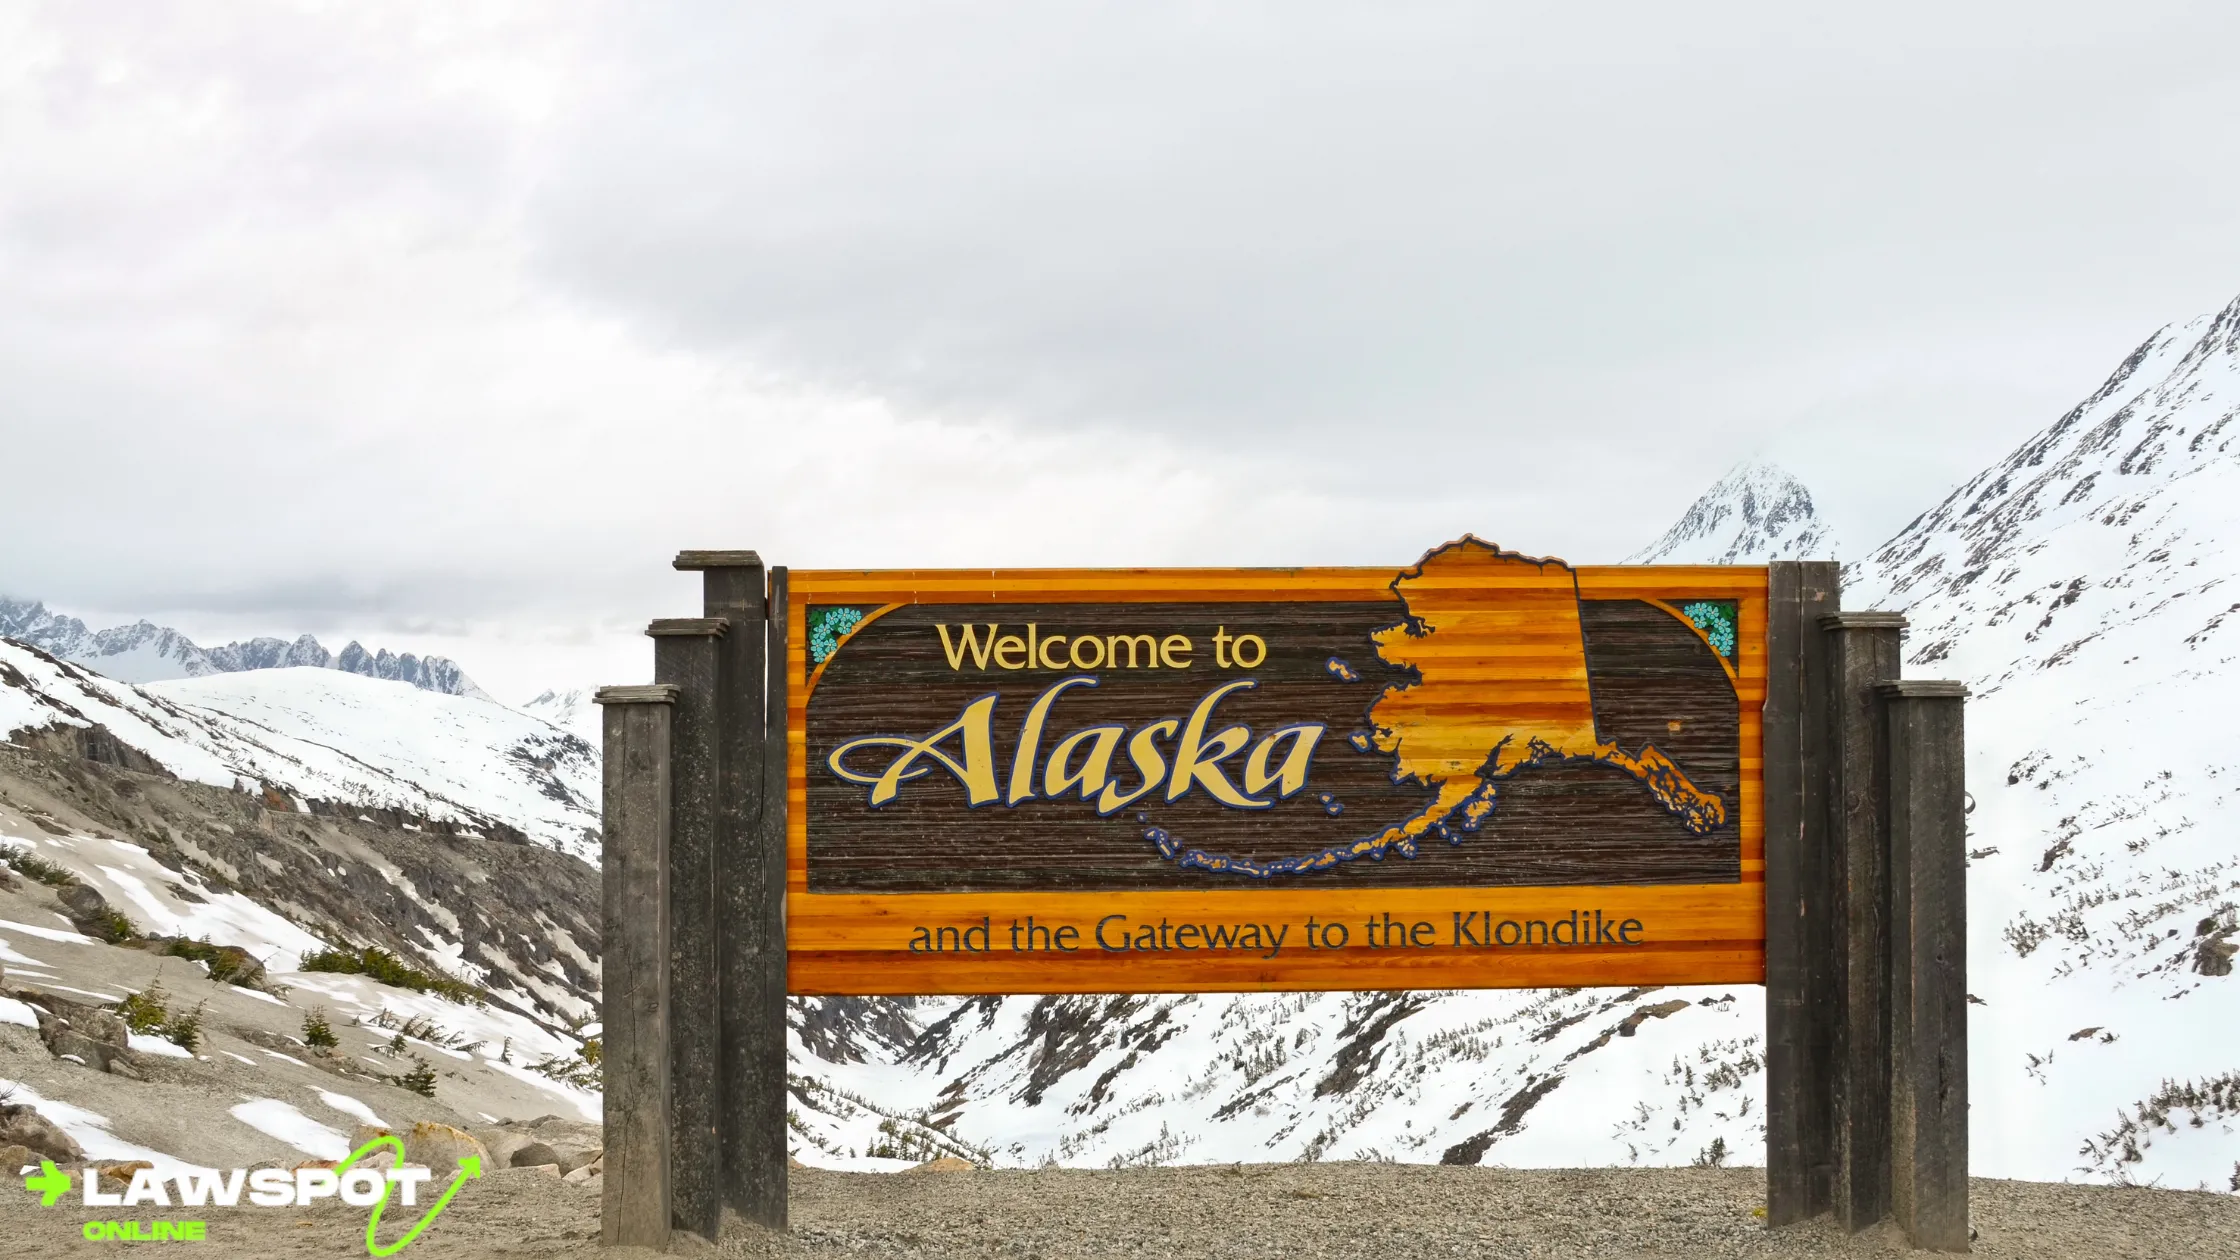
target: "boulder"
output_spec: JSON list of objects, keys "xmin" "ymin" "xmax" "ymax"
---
[
  {"xmin": 98, "ymin": 1161, "xmax": 153, "ymax": 1186},
  {"xmin": 403, "ymin": 1121, "xmax": 488, "ymax": 1173},
  {"xmin": 558, "ymin": 1145, "xmax": 601, "ymax": 1175},
  {"xmin": 3, "ymin": 1142, "xmax": 45, "ymax": 1175},
  {"xmin": 27, "ymin": 994, "xmax": 132, "ymax": 1075},
  {"xmin": 902, "ymin": 1156, "xmax": 977, "ymax": 1174},
  {"xmin": 514, "ymin": 1162, "xmax": 562, "ymax": 1178},
  {"xmin": 510, "ymin": 1141, "xmax": 560, "ymax": 1169},
  {"xmin": 348, "ymin": 1125, "xmax": 401, "ymax": 1168},
  {"xmin": 0, "ymin": 1104, "xmax": 86, "ymax": 1164},
  {"xmin": 56, "ymin": 882, "xmax": 128, "ymax": 939},
  {"xmin": 561, "ymin": 1154, "xmax": 603, "ymax": 1185}
]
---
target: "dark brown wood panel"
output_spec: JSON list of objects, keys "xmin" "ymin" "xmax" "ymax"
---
[{"xmin": 802, "ymin": 597, "xmax": 1739, "ymax": 892}]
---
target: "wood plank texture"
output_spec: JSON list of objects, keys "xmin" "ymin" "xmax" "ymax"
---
[
  {"xmin": 692, "ymin": 559, "xmax": 786, "ymax": 1230},
  {"xmin": 787, "ymin": 881, "xmax": 1764, "ymax": 994},
  {"xmin": 1823, "ymin": 612, "xmax": 1906, "ymax": 1232},
  {"xmin": 1763, "ymin": 560, "xmax": 1839, "ymax": 1226},
  {"xmin": 786, "ymin": 544, "xmax": 1770, "ymax": 996},
  {"xmin": 597, "ymin": 688, "xmax": 674, "ymax": 1250},
  {"xmin": 651, "ymin": 621, "xmax": 723, "ymax": 1242},
  {"xmin": 1882, "ymin": 681, "xmax": 1971, "ymax": 1252}
]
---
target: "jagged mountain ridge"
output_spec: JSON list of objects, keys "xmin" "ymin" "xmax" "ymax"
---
[
  {"xmin": 0, "ymin": 638, "xmax": 599, "ymax": 861},
  {"xmin": 1625, "ymin": 459, "xmax": 1841, "ymax": 566},
  {"xmin": 0, "ymin": 597, "xmax": 488, "ymax": 699}
]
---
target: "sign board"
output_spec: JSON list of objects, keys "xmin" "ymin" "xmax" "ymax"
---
[{"xmin": 784, "ymin": 537, "xmax": 1767, "ymax": 994}]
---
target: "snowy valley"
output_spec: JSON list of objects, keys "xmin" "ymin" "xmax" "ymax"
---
[{"xmin": 5, "ymin": 293, "xmax": 2240, "ymax": 1190}]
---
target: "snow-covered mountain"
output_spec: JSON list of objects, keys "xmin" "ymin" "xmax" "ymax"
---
[
  {"xmin": 1846, "ymin": 292, "xmax": 2240, "ymax": 1189},
  {"xmin": 9, "ymin": 292, "xmax": 2240, "ymax": 1189},
  {"xmin": 0, "ymin": 598, "xmax": 489, "ymax": 699},
  {"xmin": 0, "ymin": 639, "xmax": 597, "ymax": 859},
  {"xmin": 1626, "ymin": 459, "xmax": 1841, "ymax": 565},
  {"xmin": 520, "ymin": 687, "xmax": 601, "ymax": 749},
  {"xmin": 783, "ymin": 294, "xmax": 2240, "ymax": 1190}
]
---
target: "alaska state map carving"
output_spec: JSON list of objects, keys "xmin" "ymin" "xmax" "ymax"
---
[{"xmin": 1157, "ymin": 537, "xmax": 1728, "ymax": 877}]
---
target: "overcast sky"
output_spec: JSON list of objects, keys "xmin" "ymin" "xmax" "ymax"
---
[{"xmin": 4, "ymin": 2, "xmax": 2239, "ymax": 700}]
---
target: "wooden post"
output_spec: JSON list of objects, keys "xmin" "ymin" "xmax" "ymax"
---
[
  {"xmin": 1821, "ymin": 611, "xmax": 1905, "ymax": 1231},
  {"xmin": 596, "ymin": 683, "xmax": 679, "ymax": 1251},
  {"xmin": 1881, "ymin": 680, "xmax": 1971, "ymax": 1252},
  {"xmin": 650, "ymin": 618, "xmax": 728, "ymax": 1243},
  {"xmin": 1763, "ymin": 561, "xmax": 1839, "ymax": 1226},
  {"xmin": 673, "ymin": 550, "xmax": 788, "ymax": 1230}
]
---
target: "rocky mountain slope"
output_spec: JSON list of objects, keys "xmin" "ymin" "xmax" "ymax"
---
[
  {"xmin": 0, "ymin": 598, "xmax": 487, "ymax": 698},
  {"xmin": 1626, "ymin": 460, "xmax": 1841, "ymax": 566},
  {"xmin": 1846, "ymin": 292, "xmax": 2240, "ymax": 1189},
  {"xmin": 0, "ymin": 642, "xmax": 598, "ymax": 861}
]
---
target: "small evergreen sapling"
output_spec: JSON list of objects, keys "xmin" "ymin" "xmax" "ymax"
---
[
  {"xmin": 302, "ymin": 1008, "xmax": 338, "ymax": 1052},
  {"xmin": 397, "ymin": 1055, "xmax": 437, "ymax": 1097}
]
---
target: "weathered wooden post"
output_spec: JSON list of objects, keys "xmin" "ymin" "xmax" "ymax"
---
[
  {"xmin": 649, "ymin": 618, "xmax": 728, "ymax": 1242},
  {"xmin": 1821, "ymin": 611, "xmax": 1905, "ymax": 1231},
  {"xmin": 1764, "ymin": 561, "xmax": 1840, "ymax": 1224},
  {"xmin": 672, "ymin": 551, "xmax": 788, "ymax": 1229},
  {"xmin": 596, "ymin": 683, "xmax": 679, "ymax": 1251},
  {"xmin": 1881, "ymin": 680, "xmax": 1970, "ymax": 1252}
]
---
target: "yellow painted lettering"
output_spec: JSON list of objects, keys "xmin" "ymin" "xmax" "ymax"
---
[
  {"xmin": 1097, "ymin": 719, "xmax": 1177, "ymax": 815},
  {"xmin": 935, "ymin": 623, "xmax": 999, "ymax": 670},
  {"xmin": 1165, "ymin": 679, "xmax": 1267, "ymax": 808},
  {"xmin": 1244, "ymin": 723, "xmax": 1325, "ymax": 798},
  {"xmin": 1044, "ymin": 724, "xmax": 1126, "ymax": 800},
  {"xmin": 1007, "ymin": 676, "xmax": 1099, "ymax": 804},
  {"xmin": 993, "ymin": 635, "xmax": 1027, "ymax": 669},
  {"xmin": 1106, "ymin": 634, "xmax": 1157, "ymax": 668},
  {"xmin": 1159, "ymin": 634, "xmax": 1193, "ymax": 669},
  {"xmin": 827, "ymin": 694, "xmax": 1001, "ymax": 806}
]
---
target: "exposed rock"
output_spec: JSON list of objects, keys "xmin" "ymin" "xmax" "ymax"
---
[
  {"xmin": 0, "ymin": 1106, "xmax": 85, "ymax": 1164},
  {"xmin": 903, "ymin": 1156, "xmax": 978, "ymax": 1174},
  {"xmin": 510, "ymin": 1141, "xmax": 561, "ymax": 1169},
  {"xmin": 403, "ymin": 1121, "xmax": 489, "ymax": 1172},
  {"xmin": 55, "ymin": 881, "xmax": 130, "ymax": 939},
  {"xmin": 20, "ymin": 990, "xmax": 133, "ymax": 1075},
  {"xmin": 98, "ymin": 1160, "xmax": 152, "ymax": 1186},
  {"xmin": 1, "ymin": 1142, "xmax": 43, "ymax": 1174},
  {"xmin": 559, "ymin": 1146, "xmax": 602, "ymax": 1175}
]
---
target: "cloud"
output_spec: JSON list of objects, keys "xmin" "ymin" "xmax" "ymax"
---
[{"xmin": 3, "ymin": 0, "xmax": 2239, "ymax": 699}]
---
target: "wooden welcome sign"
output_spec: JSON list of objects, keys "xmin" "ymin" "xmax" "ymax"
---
[
  {"xmin": 600, "ymin": 546, "xmax": 1970, "ymax": 1252},
  {"xmin": 787, "ymin": 538, "xmax": 1766, "ymax": 994}
]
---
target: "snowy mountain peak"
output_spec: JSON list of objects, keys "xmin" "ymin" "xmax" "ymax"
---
[
  {"xmin": 0, "ymin": 596, "xmax": 489, "ymax": 700},
  {"xmin": 1851, "ymin": 289, "xmax": 2240, "ymax": 684},
  {"xmin": 1625, "ymin": 459, "xmax": 1841, "ymax": 565}
]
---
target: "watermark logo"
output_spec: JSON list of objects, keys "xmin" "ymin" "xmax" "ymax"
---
[{"xmin": 18, "ymin": 1135, "xmax": 480, "ymax": 1255}]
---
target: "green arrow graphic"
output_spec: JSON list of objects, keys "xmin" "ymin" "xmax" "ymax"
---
[
  {"xmin": 337, "ymin": 1136, "xmax": 483, "ymax": 1258},
  {"xmin": 23, "ymin": 1158, "xmax": 72, "ymax": 1207}
]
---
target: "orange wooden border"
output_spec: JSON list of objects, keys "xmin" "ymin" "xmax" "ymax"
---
[{"xmin": 784, "ymin": 563, "xmax": 1769, "ymax": 995}]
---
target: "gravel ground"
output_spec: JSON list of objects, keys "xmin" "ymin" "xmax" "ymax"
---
[{"xmin": 5, "ymin": 1164, "xmax": 2237, "ymax": 1258}]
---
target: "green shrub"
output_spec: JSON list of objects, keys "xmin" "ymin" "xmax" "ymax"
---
[
  {"xmin": 162, "ymin": 1001, "xmax": 206, "ymax": 1052},
  {"xmin": 0, "ymin": 842, "xmax": 73, "ymax": 887},
  {"xmin": 117, "ymin": 983, "xmax": 170, "ymax": 1036},
  {"xmin": 395, "ymin": 1056, "xmax": 437, "ymax": 1098},
  {"xmin": 302, "ymin": 1008, "xmax": 338, "ymax": 1052},
  {"xmin": 164, "ymin": 938, "xmax": 257, "ymax": 986},
  {"xmin": 88, "ymin": 908, "xmax": 140, "ymax": 944},
  {"xmin": 298, "ymin": 946, "xmax": 480, "ymax": 1004}
]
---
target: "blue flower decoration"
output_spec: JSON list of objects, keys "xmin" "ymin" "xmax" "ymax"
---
[
  {"xmin": 808, "ymin": 606, "xmax": 868, "ymax": 665},
  {"xmin": 1680, "ymin": 599, "xmax": 1738, "ymax": 660}
]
